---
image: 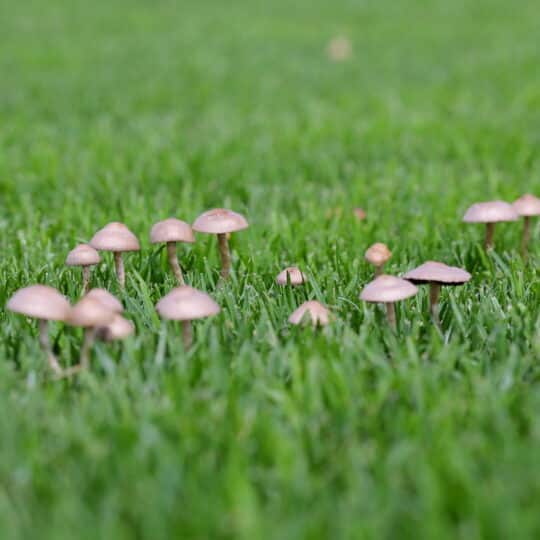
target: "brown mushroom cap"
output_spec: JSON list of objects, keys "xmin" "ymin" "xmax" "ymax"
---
[
  {"xmin": 276, "ymin": 266, "xmax": 307, "ymax": 286},
  {"xmin": 462, "ymin": 201, "xmax": 518, "ymax": 223},
  {"xmin": 192, "ymin": 208, "xmax": 248, "ymax": 234},
  {"xmin": 67, "ymin": 297, "xmax": 115, "ymax": 328},
  {"xmin": 402, "ymin": 261, "xmax": 471, "ymax": 285},
  {"xmin": 85, "ymin": 288, "xmax": 123, "ymax": 313},
  {"xmin": 7, "ymin": 285, "xmax": 71, "ymax": 321},
  {"xmin": 97, "ymin": 315, "xmax": 134, "ymax": 342},
  {"xmin": 150, "ymin": 218, "xmax": 195, "ymax": 244},
  {"xmin": 288, "ymin": 300, "xmax": 331, "ymax": 326},
  {"xmin": 360, "ymin": 275, "xmax": 418, "ymax": 303},
  {"xmin": 66, "ymin": 244, "xmax": 101, "ymax": 267},
  {"xmin": 156, "ymin": 286, "xmax": 220, "ymax": 321},
  {"xmin": 513, "ymin": 194, "xmax": 540, "ymax": 217},
  {"xmin": 365, "ymin": 243, "xmax": 392, "ymax": 266},
  {"xmin": 90, "ymin": 222, "xmax": 140, "ymax": 252}
]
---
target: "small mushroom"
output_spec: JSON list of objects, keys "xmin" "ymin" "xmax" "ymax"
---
[
  {"xmin": 288, "ymin": 301, "xmax": 331, "ymax": 327},
  {"xmin": 90, "ymin": 222, "xmax": 140, "ymax": 288},
  {"xmin": 85, "ymin": 288, "xmax": 123, "ymax": 313},
  {"xmin": 276, "ymin": 266, "xmax": 307, "ymax": 286},
  {"xmin": 403, "ymin": 261, "xmax": 471, "ymax": 326},
  {"xmin": 513, "ymin": 194, "xmax": 540, "ymax": 258},
  {"xmin": 66, "ymin": 244, "xmax": 101, "ymax": 294},
  {"xmin": 365, "ymin": 243, "xmax": 392, "ymax": 277},
  {"xmin": 353, "ymin": 208, "xmax": 367, "ymax": 221},
  {"xmin": 192, "ymin": 209, "xmax": 248, "ymax": 280},
  {"xmin": 96, "ymin": 315, "xmax": 135, "ymax": 342},
  {"xmin": 156, "ymin": 286, "xmax": 220, "ymax": 350},
  {"xmin": 462, "ymin": 201, "xmax": 518, "ymax": 250},
  {"xmin": 150, "ymin": 218, "xmax": 195, "ymax": 284},
  {"xmin": 7, "ymin": 285, "xmax": 71, "ymax": 375},
  {"xmin": 360, "ymin": 275, "xmax": 418, "ymax": 331},
  {"xmin": 326, "ymin": 36, "xmax": 352, "ymax": 62}
]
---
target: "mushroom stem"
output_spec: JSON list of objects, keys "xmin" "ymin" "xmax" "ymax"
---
[
  {"xmin": 167, "ymin": 241, "xmax": 185, "ymax": 285},
  {"xmin": 385, "ymin": 303, "xmax": 396, "ymax": 331},
  {"xmin": 375, "ymin": 265, "xmax": 383, "ymax": 278},
  {"xmin": 181, "ymin": 320, "xmax": 193, "ymax": 350},
  {"xmin": 521, "ymin": 216, "xmax": 531, "ymax": 259},
  {"xmin": 38, "ymin": 319, "xmax": 63, "ymax": 375},
  {"xmin": 217, "ymin": 233, "xmax": 231, "ymax": 280},
  {"xmin": 80, "ymin": 327, "xmax": 97, "ymax": 369},
  {"xmin": 82, "ymin": 266, "xmax": 91, "ymax": 295},
  {"xmin": 114, "ymin": 252, "xmax": 125, "ymax": 288},
  {"xmin": 429, "ymin": 282, "xmax": 441, "ymax": 326},
  {"xmin": 485, "ymin": 222, "xmax": 495, "ymax": 249}
]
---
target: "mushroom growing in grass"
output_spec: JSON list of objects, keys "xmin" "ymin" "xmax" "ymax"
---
[
  {"xmin": 156, "ymin": 286, "xmax": 220, "ymax": 350},
  {"xmin": 353, "ymin": 208, "xmax": 366, "ymax": 221},
  {"xmin": 463, "ymin": 201, "xmax": 518, "ymax": 250},
  {"xmin": 66, "ymin": 244, "xmax": 101, "ymax": 294},
  {"xmin": 7, "ymin": 285, "xmax": 71, "ymax": 376},
  {"xmin": 403, "ymin": 261, "xmax": 471, "ymax": 327},
  {"xmin": 85, "ymin": 288, "xmax": 123, "ymax": 313},
  {"xmin": 96, "ymin": 315, "xmax": 134, "ymax": 342},
  {"xmin": 276, "ymin": 266, "xmax": 307, "ymax": 286},
  {"xmin": 365, "ymin": 243, "xmax": 392, "ymax": 277},
  {"xmin": 192, "ymin": 209, "xmax": 248, "ymax": 280},
  {"xmin": 150, "ymin": 218, "xmax": 195, "ymax": 284},
  {"xmin": 288, "ymin": 301, "xmax": 331, "ymax": 327},
  {"xmin": 360, "ymin": 275, "xmax": 418, "ymax": 331},
  {"xmin": 513, "ymin": 194, "xmax": 540, "ymax": 258},
  {"xmin": 90, "ymin": 222, "xmax": 140, "ymax": 288}
]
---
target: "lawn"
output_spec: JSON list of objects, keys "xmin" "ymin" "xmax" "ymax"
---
[{"xmin": 1, "ymin": 0, "xmax": 540, "ymax": 538}]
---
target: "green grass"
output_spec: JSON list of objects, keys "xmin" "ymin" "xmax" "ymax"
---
[{"xmin": 1, "ymin": 0, "xmax": 540, "ymax": 538}]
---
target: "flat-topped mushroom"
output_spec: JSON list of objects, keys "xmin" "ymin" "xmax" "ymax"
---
[
  {"xmin": 90, "ymin": 222, "xmax": 140, "ymax": 288},
  {"xmin": 276, "ymin": 266, "xmax": 307, "ymax": 286},
  {"xmin": 288, "ymin": 300, "xmax": 331, "ymax": 327},
  {"xmin": 360, "ymin": 275, "xmax": 418, "ymax": 330},
  {"xmin": 66, "ymin": 244, "xmax": 101, "ymax": 294},
  {"xmin": 156, "ymin": 286, "xmax": 220, "ymax": 350},
  {"xmin": 150, "ymin": 218, "xmax": 195, "ymax": 285},
  {"xmin": 365, "ymin": 243, "xmax": 392, "ymax": 277},
  {"xmin": 96, "ymin": 315, "xmax": 134, "ymax": 342},
  {"xmin": 463, "ymin": 201, "xmax": 518, "ymax": 249},
  {"xmin": 403, "ymin": 261, "xmax": 471, "ymax": 326},
  {"xmin": 85, "ymin": 288, "xmax": 123, "ymax": 313},
  {"xmin": 7, "ymin": 285, "xmax": 71, "ymax": 375},
  {"xmin": 192, "ymin": 209, "xmax": 248, "ymax": 280},
  {"xmin": 513, "ymin": 194, "xmax": 540, "ymax": 258}
]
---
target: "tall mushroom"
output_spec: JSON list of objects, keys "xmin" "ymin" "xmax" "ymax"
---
[
  {"xmin": 150, "ymin": 218, "xmax": 195, "ymax": 284},
  {"xmin": 360, "ymin": 275, "xmax": 418, "ymax": 331},
  {"xmin": 192, "ymin": 208, "xmax": 248, "ymax": 280},
  {"xmin": 288, "ymin": 300, "xmax": 331, "ymax": 327},
  {"xmin": 513, "ymin": 194, "xmax": 540, "ymax": 258},
  {"xmin": 462, "ymin": 201, "xmax": 518, "ymax": 250},
  {"xmin": 403, "ymin": 261, "xmax": 471, "ymax": 327},
  {"xmin": 276, "ymin": 266, "xmax": 307, "ymax": 286},
  {"xmin": 365, "ymin": 243, "xmax": 392, "ymax": 277},
  {"xmin": 90, "ymin": 222, "xmax": 140, "ymax": 288},
  {"xmin": 156, "ymin": 286, "xmax": 220, "ymax": 350},
  {"xmin": 7, "ymin": 285, "xmax": 71, "ymax": 376},
  {"xmin": 66, "ymin": 244, "xmax": 101, "ymax": 294}
]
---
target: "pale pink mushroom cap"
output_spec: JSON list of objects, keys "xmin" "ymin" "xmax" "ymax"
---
[
  {"xmin": 365, "ymin": 243, "xmax": 392, "ymax": 266},
  {"xmin": 156, "ymin": 286, "xmax": 220, "ymax": 321},
  {"xmin": 276, "ymin": 266, "xmax": 307, "ymax": 286},
  {"xmin": 66, "ymin": 244, "xmax": 101, "ymax": 267},
  {"xmin": 513, "ymin": 194, "xmax": 540, "ymax": 217},
  {"xmin": 462, "ymin": 201, "xmax": 518, "ymax": 223},
  {"xmin": 192, "ymin": 208, "xmax": 248, "ymax": 234},
  {"xmin": 67, "ymin": 296, "xmax": 115, "ymax": 328},
  {"xmin": 360, "ymin": 275, "xmax": 418, "ymax": 303},
  {"xmin": 288, "ymin": 300, "xmax": 331, "ymax": 326},
  {"xmin": 150, "ymin": 218, "xmax": 195, "ymax": 244},
  {"xmin": 353, "ymin": 208, "xmax": 367, "ymax": 221},
  {"xmin": 85, "ymin": 288, "xmax": 123, "ymax": 313},
  {"xmin": 403, "ymin": 261, "xmax": 471, "ymax": 285},
  {"xmin": 7, "ymin": 285, "xmax": 71, "ymax": 321},
  {"xmin": 97, "ymin": 315, "xmax": 134, "ymax": 342},
  {"xmin": 90, "ymin": 222, "xmax": 140, "ymax": 252}
]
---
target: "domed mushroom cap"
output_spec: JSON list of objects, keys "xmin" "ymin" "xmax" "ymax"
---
[
  {"xmin": 7, "ymin": 285, "xmax": 71, "ymax": 321},
  {"xmin": 150, "ymin": 218, "xmax": 195, "ymax": 244},
  {"xmin": 156, "ymin": 286, "xmax": 220, "ymax": 321},
  {"xmin": 276, "ymin": 266, "xmax": 307, "ymax": 286},
  {"xmin": 403, "ymin": 261, "xmax": 471, "ymax": 285},
  {"xmin": 67, "ymin": 297, "xmax": 115, "ymax": 328},
  {"xmin": 288, "ymin": 300, "xmax": 331, "ymax": 326},
  {"xmin": 85, "ymin": 288, "xmax": 123, "ymax": 313},
  {"xmin": 463, "ymin": 201, "xmax": 518, "ymax": 223},
  {"xmin": 360, "ymin": 275, "xmax": 418, "ymax": 303},
  {"xmin": 90, "ymin": 222, "xmax": 140, "ymax": 252},
  {"xmin": 97, "ymin": 315, "xmax": 134, "ymax": 342},
  {"xmin": 192, "ymin": 208, "xmax": 248, "ymax": 234},
  {"xmin": 513, "ymin": 194, "xmax": 540, "ymax": 217},
  {"xmin": 66, "ymin": 244, "xmax": 101, "ymax": 267},
  {"xmin": 365, "ymin": 243, "xmax": 392, "ymax": 266}
]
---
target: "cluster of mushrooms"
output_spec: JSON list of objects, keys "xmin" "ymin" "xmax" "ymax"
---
[{"xmin": 6, "ymin": 194, "xmax": 540, "ymax": 378}]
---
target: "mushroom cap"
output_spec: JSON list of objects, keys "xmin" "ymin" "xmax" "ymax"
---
[
  {"xmin": 513, "ymin": 194, "xmax": 540, "ymax": 217},
  {"xmin": 276, "ymin": 266, "xmax": 307, "ymax": 286},
  {"xmin": 365, "ymin": 243, "xmax": 392, "ymax": 266},
  {"xmin": 67, "ymin": 297, "xmax": 116, "ymax": 328},
  {"xmin": 66, "ymin": 244, "xmax": 101, "ymax": 267},
  {"xmin": 353, "ymin": 208, "xmax": 367, "ymax": 220},
  {"xmin": 462, "ymin": 201, "xmax": 519, "ymax": 223},
  {"xmin": 90, "ymin": 222, "xmax": 140, "ymax": 252},
  {"xmin": 402, "ymin": 261, "xmax": 471, "ymax": 285},
  {"xmin": 192, "ymin": 208, "xmax": 248, "ymax": 234},
  {"xmin": 150, "ymin": 218, "xmax": 195, "ymax": 244},
  {"xmin": 156, "ymin": 286, "xmax": 220, "ymax": 321},
  {"xmin": 288, "ymin": 300, "xmax": 331, "ymax": 326},
  {"xmin": 96, "ymin": 315, "xmax": 134, "ymax": 342},
  {"xmin": 360, "ymin": 275, "xmax": 418, "ymax": 303},
  {"xmin": 7, "ymin": 285, "xmax": 71, "ymax": 321},
  {"xmin": 85, "ymin": 288, "xmax": 123, "ymax": 313}
]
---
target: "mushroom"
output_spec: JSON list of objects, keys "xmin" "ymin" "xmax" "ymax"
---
[
  {"xmin": 66, "ymin": 244, "xmax": 101, "ymax": 294},
  {"xmin": 96, "ymin": 315, "xmax": 135, "ymax": 342},
  {"xmin": 513, "ymin": 194, "xmax": 540, "ymax": 258},
  {"xmin": 462, "ymin": 201, "xmax": 518, "ymax": 250},
  {"xmin": 192, "ymin": 208, "xmax": 248, "ymax": 280},
  {"xmin": 353, "ymin": 208, "xmax": 366, "ymax": 221},
  {"xmin": 156, "ymin": 286, "xmax": 220, "ymax": 350},
  {"xmin": 403, "ymin": 261, "xmax": 471, "ymax": 326},
  {"xmin": 288, "ymin": 300, "xmax": 331, "ymax": 327},
  {"xmin": 90, "ymin": 222, "xmax": 140, "ymax": 288},
  {"xmin": 276, "ymin": 266, "xmax": 307, "ymax": 286},
  {"xmin": 365, "ymin": 243, "xmax": 392, "ymax": 277},
  {"xmin": 150, "ymin": 218, "xmax": 195, "ymax": 284},
  {"xmin": 360, "ymin": 275, "xmax": 418, "ymax": 331},
  {"xmin": 7, "ymin": 285, "xmax": 71, "ymax": 375},
  {"xmin": 85, "ymin": 288, "xmax": 123, "ymax": 313}
]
